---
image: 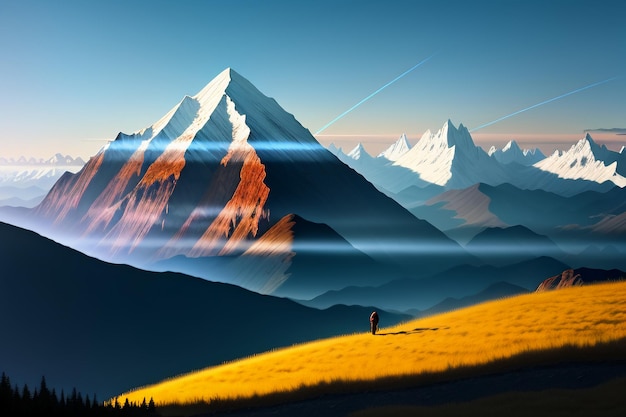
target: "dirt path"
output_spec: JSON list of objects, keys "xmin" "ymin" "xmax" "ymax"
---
[{"xmin": 211, "ymin": 361, "xmax": 626, "ymax": 417}]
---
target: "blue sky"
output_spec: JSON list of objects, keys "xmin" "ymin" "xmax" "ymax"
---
[{"xmin": 1, "ymin": 0, "xmax": 624, "ymax": 159}]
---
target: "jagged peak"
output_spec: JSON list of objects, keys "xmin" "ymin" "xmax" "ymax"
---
[
  {"xmin": 347, "ymin": 142, "xmax": 371, "ymax": 160},
  {"xmin": 377, "ymin": 133, "xmax": 411, "ymax": 160},
  {"xmin": 502, "ymin": 140, "xmax": 521, "ymax": 153}
]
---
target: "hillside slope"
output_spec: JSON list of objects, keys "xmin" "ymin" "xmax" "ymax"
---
[
  {"xmin": 119, "ymin": 281, "xmax": 626, "ymax": 405},
  {"xmin": 0, "ymin": 221, "xmax": 409, "ymax": 399}
]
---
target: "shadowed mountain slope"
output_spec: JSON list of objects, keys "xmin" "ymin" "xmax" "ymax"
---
[
  {"xmin": 303, "ymin": 256, "xmax": 569, "ymax": 312},
  {"xmin": 0, "ymin": 221, "xmax": 410, "ymax": 399}
]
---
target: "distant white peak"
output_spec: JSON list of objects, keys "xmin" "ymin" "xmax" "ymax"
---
[
  {"xmin": 569, "ymin": 134, "xmax": 598, "ymax": 157},
  {"xmin": 502, "ymin": 140, "xmax": 521, "ymax": 153},
  {"xmin": 488, "ymin": 145, "xmax": 497, "ymax": 156},
  {"xmin": 534, "ymin": 133, "xmax": 626, "ymax": 187},
  {"xmin": 378, "ymin": 133, "xmax": 411, "ymax": 161},
  {"xmin": 441, "ymin": 119, "xmax": 476, "ymax": 150},
  {"xmin": 620, "ymin": 145, "xmax": 625, "ymax": 154},
  {"xmin": 347, "ymin": 142, "xmax": 371, "ymax": 160},
  {"xmin": 527, "ymin": 148, "xmax": 545, "ymax": 158}
]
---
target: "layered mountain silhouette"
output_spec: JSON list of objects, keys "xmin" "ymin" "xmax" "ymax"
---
[
  {"xmin": 465, "ymin": 225, "xmax": 565, "ymax": 266},
  {"xmin": 0, "ymin": 221, "xmax": 410, "ymax": 399},
  {"xmin": 17, "ymin": 68, "xmax": 471, "ymax": 298},
  {"xmin": 302, "ymin": 256, "xmax": 569, "ymax": 312},
  {"xmin": 488, "ymin": 140, "xmax": 545, "ymax": 166}
]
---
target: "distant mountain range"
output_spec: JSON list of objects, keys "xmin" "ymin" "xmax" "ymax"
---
[
  {"xmin": 329, "ymin": 122, "xmax": 626, "ymax": 270},
  {"xmin": 488, "ymin": 140, "xmax": 545, "ymax": 166},
  {"xmin": 0, "ymin": 154, "xmax": 86, "ymax": 207},
  {"xmin": 330, "ymin": 121, "xmax": 625, "ymax": 200},
  {"xmin": 301, "ymin": 256, "xmax": 570, "ymax": 312},
  {"xmin": 0, "ymin": 154, "xmax": 86, "ymax": 166}
]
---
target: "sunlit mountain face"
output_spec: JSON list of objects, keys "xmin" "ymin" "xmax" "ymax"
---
[{"xmin": 21, "ymin": 68, "xmax": 472, "ymax": 298}]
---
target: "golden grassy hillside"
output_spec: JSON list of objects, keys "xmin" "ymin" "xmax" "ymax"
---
[{"xmin": 115, "ymin": 281, "xmax": 626, "ymax": 407}]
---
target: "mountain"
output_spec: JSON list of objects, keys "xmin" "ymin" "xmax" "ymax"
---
[
  {"xmin": 0, "ymin": 185, "xmax": 48, "ymax": 208},
  {"xmin": 151, "ymin": 214, "xmax": 404, "ymax": 299},
  {"xmin": 393, "ymin": 120, "xmax": 511, "ymax": 189},
  {"xmin": 412, "ymin": 182, "xmax": 626, "ymax": 269},
  {"xmin": 465, "ymin": 225, "xmax": 565, "ymax": 266},
  {"xmin": 377, "ymin": 133, "xmax": 411, "ymax": 161},
  {"xmin": 415, "ymin": 183, "xmax": 507, "ymax": 233},
  {"xmin": 19, "ymin": 68, "xmax": 470, "ymax": 298},
  {"xmin": 0, "ymin": 154, "xmax": 85, "ymax": 166},
  {"xmin": 0, "ymin": 221, "xmax": 410, "ymax": 399},
  {"xmin": 536, "ymin": 267, "xmax": 626, "ymax": 291},
  {"xmin": 328, "ymin": 124, "xmax": 622, "ymax": 211},
  {"xmin": 303, "ymin": 256, "xmax": 569, "ymax": 312},
  {"xmin": 347, "ymin": 142, "xmax": 373, "ymax": 160},
  {"xmin": 328, "ymin": 140, "xmax": 436, "ymax": 201},
  {"xmin": 534, "ymin": 134, "xmax": 626, "ymax": 187},
  {"xmin": 0, "ymin": 153, "xmax": 85, "ymax": 197},
  {"xmin": 488, "ymin": 140, "xmax": 545, "ymax": 165}
]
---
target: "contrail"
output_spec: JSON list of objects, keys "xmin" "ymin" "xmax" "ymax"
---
[
  {"xmin": 470, "ymin": 77, "xmax": 620, "ymax": 132},
  {"xmin": 315, "ymin": 55, "xmax": 434, "ymax": 135}
]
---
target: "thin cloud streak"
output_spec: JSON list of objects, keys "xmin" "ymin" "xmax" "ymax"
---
[
  {"xmin": 584, "ymin": 128, "xmax": 626, "ymax": 135},
  {"xmin": 315, "ymin": 55, "xmax": 435, "ymax": 135},
  {"xmin": 470, "ymin": 77, "xmax": 621, "ymax": 133}
]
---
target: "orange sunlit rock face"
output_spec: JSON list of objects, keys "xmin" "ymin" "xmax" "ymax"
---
[
  {"xmin": 188, "ymin": 142, "xmax": 270, "ymax": 257},
  {"xmin": 244, "ymin": 213, "xmax": 295, "ymax": 256},
  {"xmin": 536, "ymin": 269, "xmax": 584, "ymax": 291},
  {"xmin": 101, "ymin": 134, "xmax": 197, "ymax": 255},
  {"xmin": 34, "ymin": 151, "xmax": 105, "ymax": 224},
  {"xmin": 82, "ymin": 143, "xmax": 148, "ymax": 234}
]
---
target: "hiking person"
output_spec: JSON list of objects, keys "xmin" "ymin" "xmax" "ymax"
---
[{"xmin": 370, "ymin": 311, "xmax": 379, "ymax": 335}]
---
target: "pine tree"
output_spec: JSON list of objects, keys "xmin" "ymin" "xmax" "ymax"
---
[
  {"xmin": 70, "ymin": 387, "xmax": 78, "ymax": 410},
  {"xmin": 50, "ymin": 388, "xmax": 59, "ymax": 408},
  {"xmin": 59, "ymin": 389, "xmax": 66, "ymax": 407},
  {"xmin": 38, "ymin": 375, "xmax": 50, "ymax": 403},
  {"xmin": 21, "ymin": 384, "xmax": 31, "ymax": 401},
  {"xmin": 0, "ymin": 372, "xmax": 12, "ymax": 412}
]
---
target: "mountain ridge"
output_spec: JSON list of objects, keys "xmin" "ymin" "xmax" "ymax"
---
[
  {"xmin": 16, "ymin": 68, "xmax": 472, "ymax": 298},
  {"xmin": 0, "ymin": 220, "xmax": 410, "ymax": 399}
]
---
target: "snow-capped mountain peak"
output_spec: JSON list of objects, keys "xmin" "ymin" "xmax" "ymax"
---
[
  {"xmin": 534, "ymin": 133, "xmax": 626, "ymax": 187},
  {"xmin": 503, "ymin": 140, "xmax": 521, "ymax": 153},
  {"xmin": 347, "ymin": 142, "xmax": 372, "ymax": 160},
  {"xmin": 377, "ymin": 133, "xmax": 411, "ymax": 161},
  {"xmin": 489, "ymin": 140, "xmax": 545, "ymax": 165},
  {"xmin": 392, "ymin": 119, "xmax": 502, "ymax": 187}
]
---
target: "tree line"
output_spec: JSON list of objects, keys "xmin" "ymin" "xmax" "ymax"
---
[{"xmin": 0, "ymin": 372, "xmax": 157, "ymax": 416}]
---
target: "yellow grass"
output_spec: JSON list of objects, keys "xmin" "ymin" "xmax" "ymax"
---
[{"xmin": 115, "ymin": 281, "xmax": 626, "ymax": 407}]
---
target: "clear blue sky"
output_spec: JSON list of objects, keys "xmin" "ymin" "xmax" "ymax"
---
[{"xmin": 1, "ymin": 0, "xmax": 624, "ymax": 159}]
